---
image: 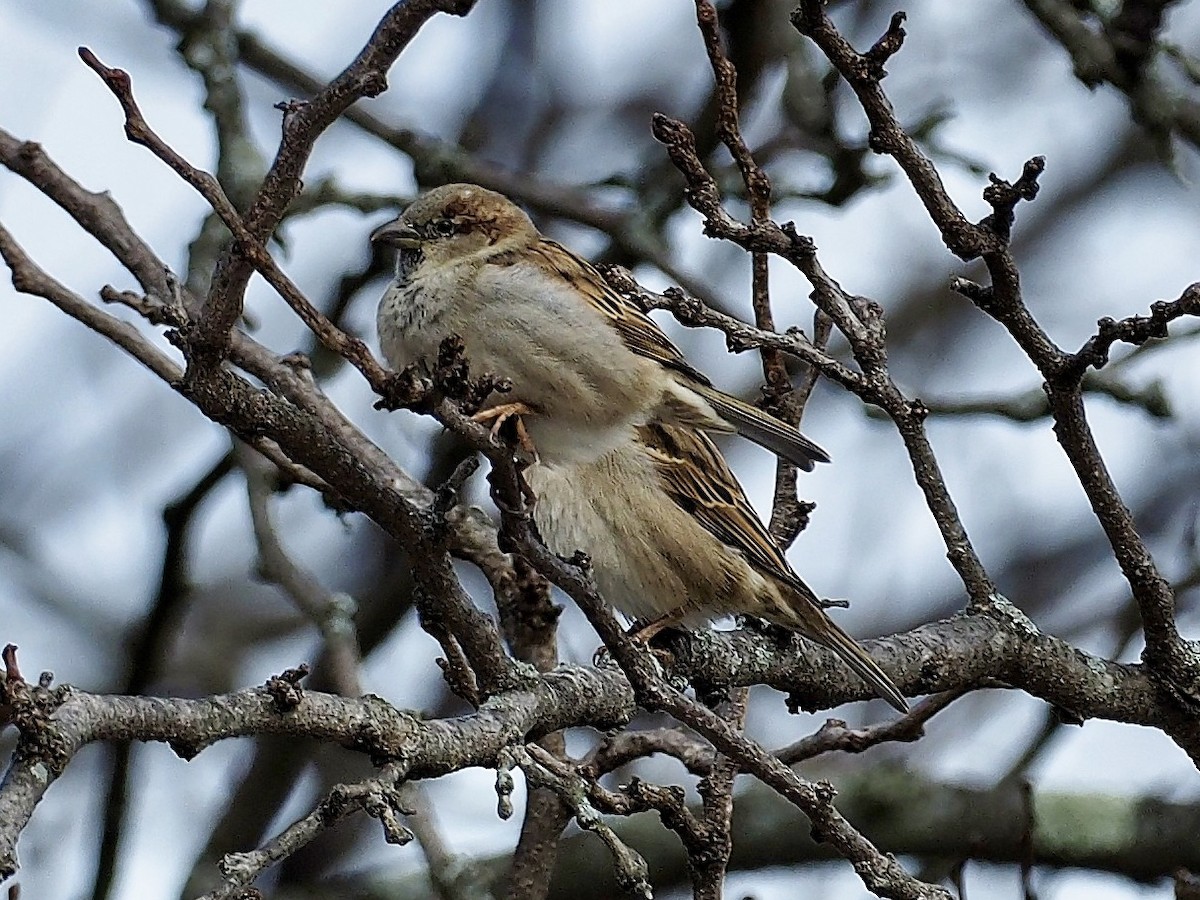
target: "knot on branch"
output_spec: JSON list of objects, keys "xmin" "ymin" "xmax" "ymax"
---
[
  {"xmin": 866, "ymin": 128, "xmax": 901, "ymax": 156},
  {"xmin": 849, "ymin": 294, "xmax": 887, "ymax": 344},
  {"xmin": 597, "ymin": 264, "xmax": 649, "ymax": 309},
  {"xmin": 374, "ymin": 335, "xmax": 511, "ymax": 415},
  {"xmin": 780, "ymin": 221, "xmax": 817, "ymax": 258},
  {"xmin": 1140, "ymin": 638, "xmax": 1200, "ymax": 712},
  {"xmin": 564, "ymin": 549, "xmax": 593, "ymax": 574},
  {"xmin": 375, "ymin": 363, "xmax": 431, "ymax": 412},
  {"xmin": 432, "ymin": 335, "xmax": 512, "ymax": 414},
  {"xmin": 949, "ymin": 276, "xmax": 994, "ymax": 312},
  {"xmin": 724, "ymin": 330, "xmax": 758, "ymax": 354},
  {"xmin": 980, "ymin": 156, "xmax": 1045, "ymax": 241},
  {"xmin": 360, "ymin": 782, "xmax": 415, "ymax": 845},
  {"xmin": 354, "ymin": 71, "xmax": 388, "ymax": 98},
  {"xmin": 863, "ymin": 12, "xmax": 908, "ymax": 78},
  {"xmin": 662, "ymin": 286, "xmax": 705, "ymax": 325},
  {"xmin": 265, "ymin": 663, "xmax": 310, "ymax": 711},
  {"xmin": 494, "ymin": 749, "xmax": 517, "ymax": 819},
  {"xmin": 168, "ymin": 737, "xmax": 203, "ymax": 761},
  {"xmin": 651, "ymin": 113, "xmax": 723, "ymax": 215},
  {"xmin": 792, "ymin": 5, "xmax": 905, "ymax": 82},
  {"xmin": 1, "ymin": 645, "xmax": 69, "ymax": 770},
  {"xmin": 789, "ymin": 1, "xmax": 831, "ymax": 41},
  {"xmin": 0, "ymin": 643, "xmax": 27, "ymax": 728},
  {"xmin": 273, "ymin": 99, "xmax": 308, "ymax": 134},
  {"xmin": 504, "ymin": 555, "xmax": 562, "ymax": 629},
  {"xmin": 344, "ymin": 696, "xmax": 415, "ymax": 765},
  {"xmin": 650, "ymin": 112, "xmax": 695, "ymax": 153}
]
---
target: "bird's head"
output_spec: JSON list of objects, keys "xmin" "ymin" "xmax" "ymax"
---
[{"xmin": 370, "ymin": 183, "xmax": 536, "ymax": 272}]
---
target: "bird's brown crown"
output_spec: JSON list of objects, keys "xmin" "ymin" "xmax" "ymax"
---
[{"xmin": 400, "ymin": 183, "xmax": 536, "ymax": 249}]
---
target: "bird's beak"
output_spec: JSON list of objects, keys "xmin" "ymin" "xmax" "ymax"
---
[{"xmin": 370, "ymin": 219, "xmax": 422, "ymax": 249}]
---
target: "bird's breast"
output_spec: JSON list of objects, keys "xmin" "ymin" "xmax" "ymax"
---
[{"xmin": 377, "ymin": 271, "xmax": 454, "ymax": 369}]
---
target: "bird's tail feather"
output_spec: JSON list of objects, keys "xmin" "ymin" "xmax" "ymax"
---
[
  {"xmin": 809, "ymin": 619, "xmax": 909, "ymax": 714},
  {"xmin": 692, "ymin": 383, "xmax": 830, "ymax": 471}
]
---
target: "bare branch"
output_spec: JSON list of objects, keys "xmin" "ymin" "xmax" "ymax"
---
[
  {"xmin": 503, "ymin": 515, "xmax": 954, "ymax": 899},
  {"xmin": 1062, "ymin": 284, "xmax": 1200, "ymax": 381},
  {"xmin": 505, "ymin": 745, "xmax": 653, "ymax": 900},
  {"xmin": 608, "ymin": 248, "xmax": 997, "ymax": 604},
  {"xmin": 197, "ymin": 763, "xmax": 414, "ymax": 900},
  {"xmin": 692, "ymin": 687, "xmax": 747, "ymax": 898},
  {"xmin": 584, "ymin": 727, "xmax": 715, "ymax": 778},
  {"xmin": 78, "ymin": 48, "xmax": 397, "ymax": 389},
  {"xmin": 0, "ymin": 664, "xmax": 635, "ymax": 883},
  {"xmin": 0, "ymin": 223, "xmax": 182, "ymax": 384},
  {"xmin": 775, "ymin": 689, "xmax": 970, "ymax": 765},
  {"xmin": 192, "ymin": 0, "xmax": 479, "ymax": 358},
  {"xmin": 792, "ymin": 1, "xmax": 1200, "ymax": 699},
  {"xmin": 238, "ymin": 443, "xmax": 362, "ymax": 697}
]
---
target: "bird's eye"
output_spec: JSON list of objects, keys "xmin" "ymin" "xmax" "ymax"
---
[{"xmin": 433, "ymin": 219, "xmax": 456, "ymax": 237}]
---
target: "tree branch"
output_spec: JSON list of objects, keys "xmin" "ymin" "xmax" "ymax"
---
[
  {"xmin": 0, "ymin": 663, "xmax": 635, "ymax": 883},
  {"xmin": 793, "ymin": 0, "xmax": 1200, "ymax": 700}
]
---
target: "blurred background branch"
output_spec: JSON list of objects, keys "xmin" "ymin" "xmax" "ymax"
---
[{"xmin": 1, "ymin": 0, "xmax": 1199, "ymax": 898}]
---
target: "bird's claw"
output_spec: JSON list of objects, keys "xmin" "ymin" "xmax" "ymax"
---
[{"xmin": 472, "ymin": 403, "xmax": 540, "ymax": 463}]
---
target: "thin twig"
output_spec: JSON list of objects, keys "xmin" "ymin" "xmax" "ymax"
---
[
  {"xmin": 792, "ymin": 1, "xmax": 1197, "ymax": 690},
  {"xmin": 775, "ymin": 689, "xmax": 969, "ymax": 765},
  {"xmin": 77, "ymin": 48, "xmax": 395, "ymax": 390},
  {"xmin": 238, "ymin": 443, "xmax": 362, "ymax": 697}
]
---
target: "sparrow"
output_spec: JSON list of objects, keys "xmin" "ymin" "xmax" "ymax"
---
[
  {"xmin": 371, "ymin": 183, "xmax": 830, "ymax": 469},
  {"xmin": 373, "ymin": 184, "xmax": 906, "ymax": 712},
  {"xmin": 527, "ymin": 422, "xmax": 907, "ymax": 712}
]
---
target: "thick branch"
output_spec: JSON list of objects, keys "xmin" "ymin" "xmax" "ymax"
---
[{"xmin": 0, "ymin": 667, "xmax": 633, "ymax": 882}]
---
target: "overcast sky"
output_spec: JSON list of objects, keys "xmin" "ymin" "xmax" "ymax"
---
[{"xmin": 3, "ymin": 2, "xmax": 1200, "ymax": 898}]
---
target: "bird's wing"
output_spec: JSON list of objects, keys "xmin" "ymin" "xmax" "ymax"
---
[
  {"xmin": 529, "ymin": 240, "xmax": 711, "ymax": 385},
  {"xmin": 638, "ymin": 422, "xmax": 818, "ymax": 601},
  {"xmin": 528, "ymin": 241, "xmax": 831, "ymax": 470},
  {"xmin": 640, "ymin": 427, "xmax": 905, "ymax": 713}
]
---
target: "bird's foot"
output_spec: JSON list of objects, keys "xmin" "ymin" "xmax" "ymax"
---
[
  {"xmin": 472, "ymin": 403, "xmax": 539, "ymax": 463},
  {"xmin": 590, "ymin": 610, "xmax": 688, "ymax": 669}
]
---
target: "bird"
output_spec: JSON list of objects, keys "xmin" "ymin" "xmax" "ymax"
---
[
  {"xmin": 371, "ymin": 183, "xmax": 830, "ymax": 470},
  {"xmin": 526, "ymin": 422, "xmax": 908, "ymax": 713},
  {"xmin": 372, "ymin": 183, "xmax": 907, "ymax": 713}
]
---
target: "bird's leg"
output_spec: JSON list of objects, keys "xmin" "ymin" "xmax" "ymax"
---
[
  {"xmin": 472, "ymin": 401, "xmax": 531, "ymax": 436},
  {"xmin": 591, "ymin": 607, "xmax": 689, "ymax": 667},
  {"xmin": 512, "ymin": 415, "xmax": 539, "ymax": 466},
  {"xmin": 472, "ymin": 402, "xmax": 539, "ymax": 462},
  {"xmin": 627, "ymin": 607, "xmax": 688, "ymax": 643}
]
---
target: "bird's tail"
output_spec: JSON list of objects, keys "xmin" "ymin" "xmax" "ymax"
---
[
  {"xmin": 691, "ymin": 383, "xmax": 830, "ymax": 471},
  {"xmin": 805, "ymin": 614, "xmax": 909, "ymax": 714}
]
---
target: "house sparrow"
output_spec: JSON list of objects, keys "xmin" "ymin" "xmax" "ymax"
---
[
  {"xmin": 373, "ymin": 183, "xmax": 906, "ymax": 712},
  {"xmin": 371, "ymin": 183, "xmax": 830, "ymax": 469},
  {"xmin": 527, "ymin": 422, "xmax": 907, "ymax": 713}
]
